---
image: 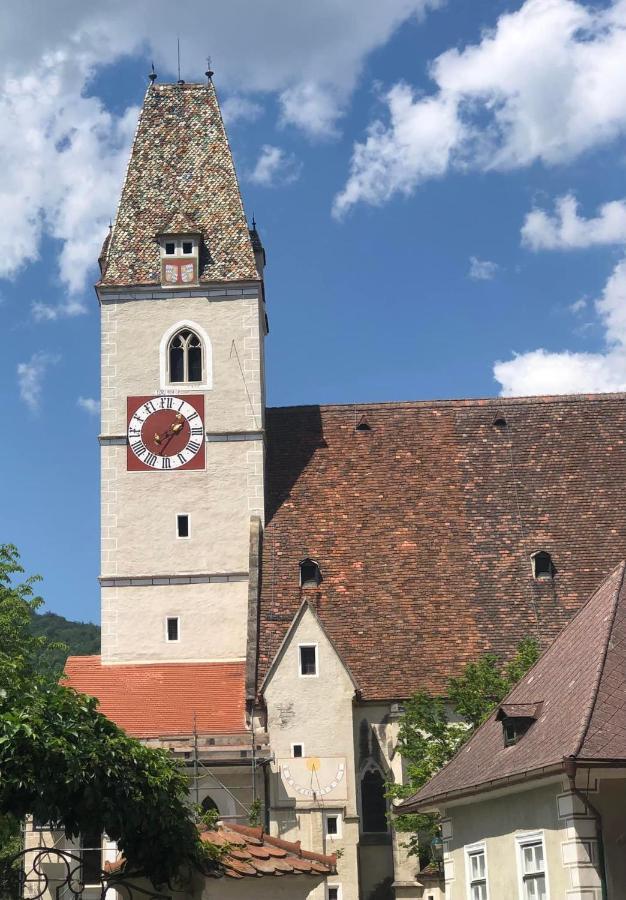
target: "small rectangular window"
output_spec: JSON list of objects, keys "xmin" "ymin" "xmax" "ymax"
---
[
  {"xmin": 299, "ymin": 644, "xmax": 317, "ymax": 676},
  {"xmin": 182, "ymin": 241, "xmax": 193, "ymax": 254},
  {"xmin": 324, "ymin": 813, "xmax": 341, "ymax": 838},
  {"xmin": 292, "ymin": 743, "xmax": 304, "ymax": 758},
  {"xmin": 165, "ymin": 242, "xmax": 176, "ymax": 255},
  {"xmin": 177, "ymin": 514, "xmax": 190, "ymax": 538},
  {"xmin": 519, "ymin": 840, "xmax": 546, "ymax": 900},
  {"xmin": 327, "ymin": 887, "xmax": 341, "ymax": 900},
  {"xmin": 166, "ymin": 617, "xmax": 179, "ymax": 642},
  {"xmin": 467, "ymin": 847, "xmax": 488, "ymax": 900}
]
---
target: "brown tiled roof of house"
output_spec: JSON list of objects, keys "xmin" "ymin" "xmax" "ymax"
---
[
  {"xmin": 64, "ymin": 656, "xmax": 245, "ymax": 737},
  {"xmin": 401, "ymin": 560, "xmax": 626, "ymax": 809},
  {"xmin": 99, "ymin": 82, "xmax": 258, "ymax": 287},
  {"xmin": 259, "ymin": 393, "xmax": 626, "ymax": 700},
  {"xmin": 105, "ymin": 823, "xmax": 336, "ymax": 880},
  {"xmin": 201, "ymin": 823, "xmax": 336, "ymax": 878}
]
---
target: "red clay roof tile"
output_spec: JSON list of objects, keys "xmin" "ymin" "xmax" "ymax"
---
[
  {"xmin": 261, "ymin": 394, "xmax": 626, "ymax": 699},
  {"xmin": 63, "ymin": 656, "xmax": 245, "ymax": 737}
]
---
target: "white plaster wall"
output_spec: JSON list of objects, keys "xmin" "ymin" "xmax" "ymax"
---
[
  {"xmin": 101, "ymin": 440, "xmax": 262, "ymax": 577},
  {"xmin": 100, "ymin": 289, "xmax": 265, "ymax": 663},
  {"xmin": 264, "ymin": 606, "xmax": 359, "ymax": 900},
  {"xmin": 444, "ymin": 780, "xmax": 573, "ymax": 900},
  {"xmin": 101, "ymin": 580, "xmax": 247, "ymax": 663}
]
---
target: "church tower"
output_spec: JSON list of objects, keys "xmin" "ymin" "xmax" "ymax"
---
[{"xmin": 96, "ymin": 78, "xmax": 266, "ymax": 667}]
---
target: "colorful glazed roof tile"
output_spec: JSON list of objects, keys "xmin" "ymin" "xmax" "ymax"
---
[
  {"xmin": 401, "ymin": 560, "xmax": 626, "ymax": 809},
  {"xmin": 158, "ymin": 210, "xmax": 203, "ymax": 236},
  {"xmin": 99, "ymin": 82, "xmax": 258, "ymax": 287},
  {"xmin": 64, "ymin": 656, "xmax": 245, "ymax": 737},
  {"xmin": 260, "ymin": 393, "xmax": 626, "ymax": 700}
]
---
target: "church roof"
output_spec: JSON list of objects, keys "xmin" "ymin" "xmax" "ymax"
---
[
  {"xmin": 64, "ymin": 657, "xmax": 245, "ymax": 737},
  {"xmin": 99, "ymin": 82, "xmax": 258, "ymax": 287},
  {"xmin": 401, "ymin": 560, "xmax": 626, "ymax": 809},
  {"xmin": 259, "ymin": 392, "xmax": 626, "ymax": 701}
]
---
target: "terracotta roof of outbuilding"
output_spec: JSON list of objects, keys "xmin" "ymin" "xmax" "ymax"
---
[
  {"xmin": 201, "ymin": 823, "xmax": 336, "ymax": 878},
  {"xmin": 401, "ymin": 561, "xmax": 626, "ymax": 809},
  {"xmin": 259, "ymin": 393, "xmax": 626, "ymax": 700},
  {"xmin": 105, "ymin": 823, "xmax": 336, "ymax": 880},
  {"xmin": 98, "ymin": 82, "xmax": 258, "ymax": 287},
  {"xmin": 64, "ymin": 656, "xmax": 245, "ymax": 737}
]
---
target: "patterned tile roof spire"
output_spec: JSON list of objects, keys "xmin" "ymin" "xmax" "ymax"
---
[{"xmin": 99, "ymin": 81, "xmax": 258, "ymax": 287}]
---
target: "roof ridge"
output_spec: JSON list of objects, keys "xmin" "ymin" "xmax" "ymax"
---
[
  {"xmin": 267, "ymin": 392, "xmax": 626, "ymax": 415},
  {"xmin": 573, "ymin": 560, "xmax": 626, "ymax": 759}
]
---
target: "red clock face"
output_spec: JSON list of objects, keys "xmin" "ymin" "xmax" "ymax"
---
[{"xmin": 127, "ymin": 395, "xmax": 205, "ymax": 471}]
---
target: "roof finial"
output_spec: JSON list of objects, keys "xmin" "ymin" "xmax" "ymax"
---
[
  {"xmin": 177, "ymin": 37, "xmax": 184, "ymax": 84},
  {"xmin": 252, "ymin": 214, "xmax": 257, "ymax": 230},
  {"xmin": 148, "ymin": 62, "xmax": 157, "ymax": 84},
  {"xmin": 205, "ymin": 56, "xmax": 214, "ymax": 83}
]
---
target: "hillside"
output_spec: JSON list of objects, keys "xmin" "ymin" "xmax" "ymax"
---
[{"xmin": 31, "ymin": 611, "xmax": 100, "ymax": 676}]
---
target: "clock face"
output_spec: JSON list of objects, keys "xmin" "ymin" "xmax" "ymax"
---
[
  {"xmin": 126, "ymin": 395, "xmax": 205, "ymax": 471},
  {"xmin": 281, "ymin": 758, "xmax": 346, "ymax": 799}
]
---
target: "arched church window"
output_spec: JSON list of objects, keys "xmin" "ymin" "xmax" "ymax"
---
[
  {"xmin": 531, "ymin": 550, "xmax": 555, "ymax": 580},
  {"xmin": 361, "ymin": 767, "xmax": 388, "ymax": 833},
  {"xmin": 168, "ymin": 329, "xmax": 203, "ymax": 383},
  {"xmin": 201, "ymin": 795, "xmax": 219, "ymax": 815}
]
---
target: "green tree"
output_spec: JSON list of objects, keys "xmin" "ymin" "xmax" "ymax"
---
[
  {"xmin": 390, "ymin": 637, "xmax": 540, "ymax": 864},
  {"xmin": 0, "ymin": 544, "xmax": 218, "ymax": 889}
]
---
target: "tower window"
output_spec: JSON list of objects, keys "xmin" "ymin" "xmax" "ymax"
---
[
  {"xmin": 182, "ymin": 241, "xmax": 193, "ymax": 254},
  {"xmin": 292, "ymin": 743, "xmax": 304, "ymax": 758},
  {"xmin": 201, "ymin": 795, "xmax": 219, "ymax": 815},
  {"xmin": 166, "ymin": 617, "xmax": 179, "ymax": 642},
  {"xmin": 300, "ymin": 558, "xmax": 322, "ymax": 588},
  {"xmin": 531, "ymin": 550, "xmax": 555, "ymax": 580},
  {"xmin": 361, "ymin": 768, "xmax": 387, "ymax": 833},
  {"xmin": 324, "ymin": 812, "xmax": 342, "ymax": 838},
  {"xmin": 168, "ymin": 328, "xmax": 203, "ymax": 383},
  {"xmin": 176, "ymin": 514, "xmax": 190, "ymax": 538},
  {"xmin": 165, "ymin": 242, "xmax": 176, "ymax": 255},
  {"xmin": 299, "ymin": 644, "xmax": 318, "ymax": 677}
]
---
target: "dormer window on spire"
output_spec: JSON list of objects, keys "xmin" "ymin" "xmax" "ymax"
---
[{"xmin": 157, "ymin": 214, "xmax": 203, "ymax": 286}]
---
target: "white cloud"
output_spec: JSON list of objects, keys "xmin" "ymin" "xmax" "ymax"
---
[
  {"xmin": 77, "ymin": 396, "xmax": 100, "ymax": 415},
  {"xmin": 279, "ymin": 82, "xmax": 344, "ymax": 138},
  {"xmin": 522, "ymin": 193, "xmax": 626, "ymax": 250},
  {"xmin": 469, "ymin": 256, "xmax": 499, "ymax": 281},
  {"xmin": 220, "ymin": 95, "xmax": 263, "ymax": 126},
  {"xmin": 335, "ymin": 0, "xmax": 626, "ymax": 215},
  {"xmin": 569, "ymin": 298, "xmax": 587, "ymax": 315},
  {"xmin": 17, "ymin": 351, "xmax": 59, "ymax": 411},
  {"xmin": 32, "ymin": 298, "xmax": 87, "ymax": 321},
  {"xmin": 249, "ymin": 145, "xmax": 301, "ymax": 187},
  {"xmin": 494, "ymin": 257, "xmax": 626, "ymax": 396}
]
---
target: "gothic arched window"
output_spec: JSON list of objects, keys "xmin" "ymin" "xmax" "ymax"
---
[
  {"xmin": 300, "ymin": 558, "xmax": 322, "ymax": 588},
  {"xmin": 201, "ymin": 795, "xmax": 219, "ymax": 815},
  {"xmin": 361, "ymin": 767, "xmax": 388, "ymax": 833},
  {"xmin": 168, "ymin": 328, "xmax": 203, "ymax": 383}
]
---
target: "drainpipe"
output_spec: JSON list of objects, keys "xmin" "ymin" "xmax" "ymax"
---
[{"xmin": 563, "ymin": 757, "xmax": 608, "ymax": 900}]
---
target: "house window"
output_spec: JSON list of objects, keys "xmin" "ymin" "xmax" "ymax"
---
[
  {"xmin": 361, "ymin": 767, "xmax": 387, "ymax": 833},
  {"xmin": 299, "ymin": 558, "xmax": 322, "ymax": 588},
  {"xmin": 292, "ymin": 743, "xmax": 304, "ymax": 758},
  {"xmin": 176, "ymin": 514, "xmax": 190, "ymax": 538},
  {"xmin": 531, "ymin": 551, "xmax": 555, "ymax": 580},
  {"xmin": 517, "ymin": 835, "xmax": 547, "ymax": 900},
  {"xmin": 166, "ymin": 617, "xmax": 179, "ymax": 642},
  {"xmin": 324, "ymin": 812, "xmax": 342, "ymax": 838},
  {"xmin": 502, "ymin": 717, "xmax": 534, "ymax": 747},
  {"xmin": 466, "ymin": 846, "xmax": 488, "ymax": 900},
  {"xmin": 299, "ymin": 644, "xmax": 318, "ymax": 677},
  {"xmin": 81, "ymin": 831, "xmax": 102, "ymax": 886},
  {"xmin": 327, "ymin": 886, "xmax": 341, "ymax": 900},
  {"xmin": 168, "ymin": 328, "xmax": 203, "ymax": 383}
]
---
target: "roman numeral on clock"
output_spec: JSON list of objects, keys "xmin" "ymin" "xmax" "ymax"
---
[
  {"xmin": 191, "ymin": 427, "xmax": 203, "ymax": 436},
  {"xmin": 144, "ymin": 452, "xmax": 158, "ymax": 467},
  {"xmin": 187, "ymin": 440, "xmax": 201, "ymax": 454},
  {"xmin": 131, "ymin": 440, "xmax": 146, "ymax": 457},
  {"xmin": 160, "ymin": 457, "xmax": 171, "ymax": 469},
  {"xmin": 177, "ymin": 452, "xmax": 188, "ymax": 465}
]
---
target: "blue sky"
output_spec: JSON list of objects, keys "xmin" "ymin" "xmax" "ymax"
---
[{"xmin": 2, "ymin": 0, "xmax": 626, "ymax": 623}]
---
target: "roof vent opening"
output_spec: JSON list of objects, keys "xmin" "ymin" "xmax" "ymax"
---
[
  {"xmin": 531, "ymin": 550, "xmax": 556, "ymax": 580},
  {"xmin": 356, "ymin": 415, "xmax": 372, "ymax": 432},
  {"xmin": 300, "ymin": 557, "xmax": 322, "ymax": 588},
  {"xmin": 496, "ymin": 703, "xmax": 542, "ymax": 747},
  {"xmin": 492, "ymin": 413, "xmax": 508, "ymax": 429}
]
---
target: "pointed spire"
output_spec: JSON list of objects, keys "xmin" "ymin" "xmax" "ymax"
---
[
  {"xmin": 149, "ymin": 62, "xmax": 157, "ymax": 84},
  {"xmin": 205, "ymin": 56, "xmax": 214, "ymax": 83}
]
